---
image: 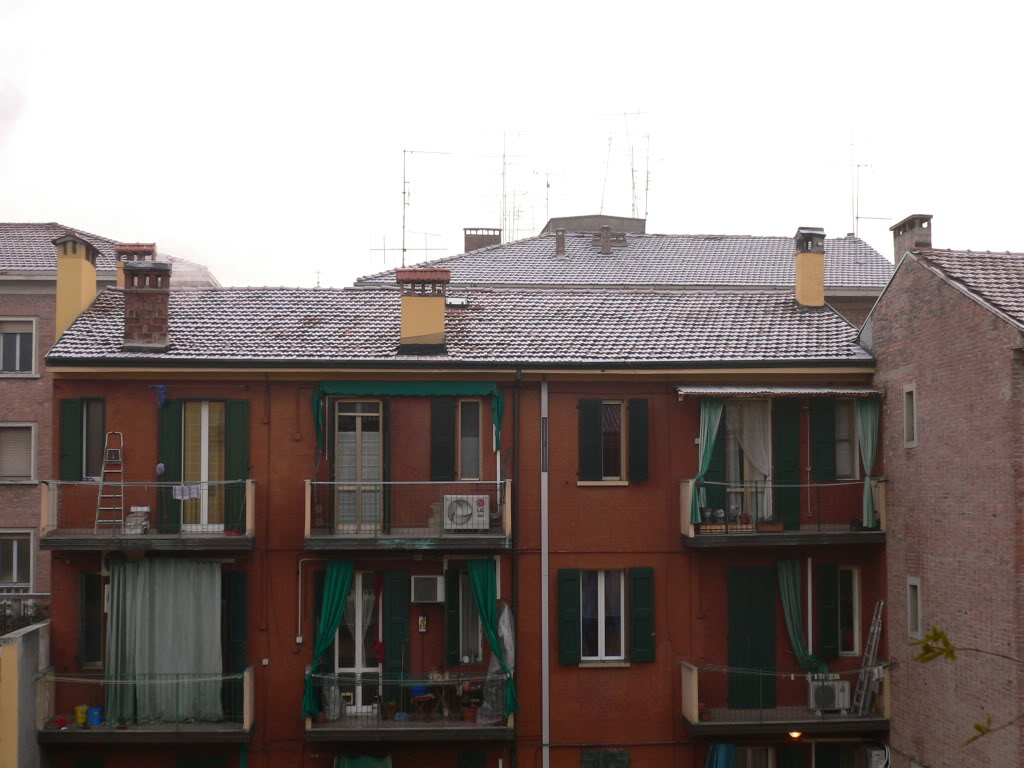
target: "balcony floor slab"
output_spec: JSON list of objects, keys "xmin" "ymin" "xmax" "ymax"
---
[
  {"xmin": 39, "ymin": 532, "xmax": 255, "ymax": 552},
  {"xmin": 684, "ymin": 707, "xmax": 889, "ymax": 737},
  {"xmin": 305, "ymin": 535, "xmax": 510, "ymax": 552},
  {"xmin": 307, "ymin": 720, "xmax": 514, "ymax": 742},
  {"xmin": 684, "ymin": 530, "xmax": 885, "ymax": 549},
  {"xmin": 39, "ymin": 722, "xmax": 251, "ymax": 744}
]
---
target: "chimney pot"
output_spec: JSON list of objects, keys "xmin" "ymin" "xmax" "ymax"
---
[
  {"xmin": 890, "ymin": 213, "xmax": 933, "ymax": 259},
  {"xmin": 463, "ymin": 228, "xmax": 502, "ymax": 253},
  {"xmin": 794, "ymin": 226, "xmax": 826, "ymax": 307},
  {"xmin": 555, "ymin": 229, "xmax": 566, "ymax": 257},
  {"xmin": 599, "ymin": 225, "xmax": 612, "ymax": 255},
  {"xmin": 122, "ymin": 261, "xmax": 171, "ymax": 351}
]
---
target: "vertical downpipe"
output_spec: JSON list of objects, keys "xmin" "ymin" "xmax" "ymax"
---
[
  {"xmin": 806, "ymin": 556, "xmax": 813, "ymax": 653},
  {"xmin": 540, "ymin": 380, "xmax": 550, "ymax": 768}
]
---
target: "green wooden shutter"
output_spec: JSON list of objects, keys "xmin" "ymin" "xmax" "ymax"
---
[
  {"xmin": 59, "ymin": 398, "xmax": 84, "ymax": 481},
  {"xmin": 382, "ymin": 568, "xmax": 410, "ymax": 703},
  {"xmin": 776, "ymin": 746, "xmax": 806, "ymax": 768},
  {"xmin": 581, "ymin": 750, "xmax": 602, "ymax": 768},
  {"xmin": 382, "ymin": 399, "xmax": 392, "ymax": 533},
  {"xmin": 445, "ymin": 568, "xmax": 461, "ymax": 667},
  {"xmin": 773, "ymin": 399, "xmax": 802, "ymax": 530},
  {"xmin": 810, "ymin": 398, "xmax": 837, "ymax": 482},
  {"xmin": 430, "ymin": 397, "xmax": 457, "ymax": 481},
  {"xmin": 816, "ymin": 564, "xmax": 839, "ymax": 661},
  {"xmin": 79, "ymin": 573, "xmax": 102, "ymax": 665},
  {"xmin": 223, "ymin": 571, "xmax": 248, "ymax": 673},
  {"xmin": 578, "ymin": 399, "xmax": 602, "ymax": 481},
  {"xmin": 458, "ymin": 754, "xmax": 486, "ymax": 768},
  {"xmin": 157, "ymin": 400, "xmax": 183, "ymax": 533},
  {"xmin": 604, "ymin": 751, "xmax": 631, "ymax": 768},
  {"xmin": 628, "ymin": 567, "xmax": 655, "ymax": 662},
  {"xmin": 814, "ymin": 743, "xmax": 842, "ymax": 768},
  {"xmin": 704, "ymin": 416, "xmax": 727, "ymax": 510},
  {"xmin": 627, "ymin": 399, "xmax": 649, "ymax": 483},
  {"xmin": 557, "ymin": 569, "xmax": 582, "ymax": 664},
  {"xmin": 727, "ymin": 566, "xmax": 776, "ymax": 708},
  {"xmin": 224, "ymin": 400, "xmax": 250, "ymax": 533}
]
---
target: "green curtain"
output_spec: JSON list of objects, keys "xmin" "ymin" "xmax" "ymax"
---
[
  {"xmin": 691, "ymin": 398, "xmax": 725, "ymax": 524},
  {"xmin": 334, "ymin": 758, "xmax": 393, "ymax": 768},
  {"xmin": 856, "ymin": 399, "xmax": 880, "ymax": 528},
  {"xmin": 777, "ymin": 559, "xmax": 827, "ymax": 673},
  {"xmin": 312, "ymin": 382, "xmax": 504, "ymax": 452},
  {"xmin": 467, "ymin": 559, "xmax": 518, "ymax": 715},
  {"xmin": 705, "ymin": 744, "xmax": 736, "ymax": 768},
  {"xmin": 302, "ymin": 560, "xmax": 354, "ymax": 718}
]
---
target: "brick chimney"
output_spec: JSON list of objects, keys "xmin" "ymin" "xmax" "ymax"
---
[
  {"xmin": 554, "ymin": 228, "xmax": 566, "ymax": 257},
  {"xmin": 794, "ymin": 226, "xmax": 826, "ymax": 307},
  {"xmin": 890, "ymin": 214, "xmax": 933, "ymax": 260},
  {"xmin": 463, "ymin": 228, "xmax": 501, "ymax": 252},
  {"xmin": 123, "ymin": 260, "xmax": 171, "ymax": 351},
  {"xmin": 53, "ymin": 233, "xmax": 99, "ymax": 338},
  {"xmin": 397, "ymin": 268, "xmax": 450, "ymax": 354},
  {"xmin": 599, "ymin": 225, "xmax": 612, "ymax": 255},
  {"xmin": 113, "ymin": 242, "xmax": 158, "ymax": 289}
]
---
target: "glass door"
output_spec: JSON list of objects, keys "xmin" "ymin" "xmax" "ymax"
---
[
  {"xmin": 334, "ymin": 401, "xmax": 383, "ymax": 532},
  {"xmin": 182, "ymin": 401, "xmax": 225, "ymax": 532},
  {"xmin": 724, "ymin": 400, "xmax": 772, "ymax": 524},
  {"xmin": 335, "ymin": 572, "xmax": 380, "ymax": 712}
]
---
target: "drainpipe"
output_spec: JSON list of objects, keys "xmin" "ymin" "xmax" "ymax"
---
[
  {"xmin": 512, "ymin": 369, "xmax": 521, "ymax": 768},
  {"xmin": 540, "ymin": 379, "xmax": 550, "ymax": 768},
  {"xmin": 806, "ymin": 556, "xmax": 813, "ymax": 653}
]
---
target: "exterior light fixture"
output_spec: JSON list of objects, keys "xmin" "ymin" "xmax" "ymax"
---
[{"xmin": 788, "ymin": 731, "xmax": 802, "ymax": 740}]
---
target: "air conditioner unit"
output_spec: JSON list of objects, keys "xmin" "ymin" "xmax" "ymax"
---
[
  {"xmin": 808, "ymin": 676, "xmax": 851, "ymax": 713},
  {"xmin": 411, "ymin": 575, "xmax": 445, "ymax": 603},
  {"xmin": 858, "ymin": 746, "xmax": 887, "ymax": 768},
  {"xmin": 443, "ymin": 494, "xmax": 490, "ymax": 531}
]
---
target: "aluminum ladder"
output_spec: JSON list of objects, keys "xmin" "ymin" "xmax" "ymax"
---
[
  {"xmin": 852, "ymin": 599, "xmax": 884, "ymax": 715},
  {"xmin": 93, "ymin": 432, "xmax": 126, "ymax": 533}
]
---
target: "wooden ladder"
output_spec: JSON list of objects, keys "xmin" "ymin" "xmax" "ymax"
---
[
  {"xmin": 93, "ymin": 432, "xmax": 126, "ymax": 534},
  {"xmin": 852, "ymin": 599, "xmax": 884, "ymax": 715}
]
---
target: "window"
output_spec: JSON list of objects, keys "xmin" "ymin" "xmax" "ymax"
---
[
  {"xmin": 724, "ymin": 400, "xmax": 772, "ymax": 522},
  {"xmin": 0, "ymin": 319, "xmax": 34, "ymax": 374},
  {"xmin": 335, "ymin": 401, "xmax": 383, "ymax": 531},
  {"xmin": 335, "ymin": 571, "xmax": 380, "ymax": 709},
  {"xmin": 59, "ymin": 399, "xmax": 105, "ymax": 482},
  {"xmin": 907, "ymin": 576, "xmax": 921, "ymax": 639},
  {"xmin": 736, "ymin": 747, "xmax": 773, "ymax": 768},
  {"xmin": 581, "ymin": 749, "xmax": 630, "ymax": 768},
  {"xmin": 904, "ymin": 385, "xmax": 917, "ymax": 447},
  {"xmin": 582, "ymin": 570, "xmax": 624, "ymax": 660},
  {"xmin": 577, "ymin": 399, "xmax": 648, "ymax": 483},
  {"xmin": 838, "ymin": 566, "xmax": 860, "ymax": 655},
  {"xmin": 82, "ymin": 399, "xmax": 106, "ymax": 479},
  {"xmin": 458, "ymin": 400, "xmax": 481, "ymax": 480},
  {"xmin": 79, "ymin": 572, "xmax": 104, "ymax": 666},
  {"xmin": 459, "ymin": 570, "xmax": 482, "ymax": 663},
  {"xmin": 0, "ymin": 424, "xmax": 34, "ymax": 482},
  {"xmin": 834, "ymin": 399, "xmax": 857, "ymax": 479},
  {"xmin": 183, "ymin": 401, "xmax": 226, "ymax": 530},
  {"xmin": 0, "ymin": 533, "xmax": 31, "ymax": 589}
]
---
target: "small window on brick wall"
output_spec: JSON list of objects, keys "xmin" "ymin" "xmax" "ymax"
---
[
  {"xmin": 581, "ymin": 749, "xmax": 630, "ymax": 768},
  {"xmin": 0, "ymin": 425, "xmax": 34, "ymax": 481},
  {"xmin": 907, "ymin": 576, "xmax": 922, "ymax": 639},
  {"xmin": 903, "ymin": 385, "xmax": 917, "ymax": 447},
  {"xmin": 0, "ymin": 319, "xmax": 34, "ymax": 374},
  {"xmin": 0, "ymin": 534, "xmax": 31, "ymax": 589}
]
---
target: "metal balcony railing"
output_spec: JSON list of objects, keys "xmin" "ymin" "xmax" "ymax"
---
[
  {"xmin": 304, "ymin": 480, "xmax": 512, "ymax": 540},
  {"xmin": 38, "ymin": 667, "xmax": 254, "ymax": 733},
  {"xmin": 679, "ymin": 478, "xmax": 887, "ymax": 538},
  {"xmin": 307, "ymin": 672, "xmax": 510, "ymax": 730},
  {"xmin": 0, "ymin": 594, "xmax": 49, "ymax": 637},
  {"xmin": 40, "ymin": 480, "xmax": 255, "ymax": 539}
]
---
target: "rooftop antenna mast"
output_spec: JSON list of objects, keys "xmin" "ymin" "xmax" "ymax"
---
[
  {"xmin": 599, "ymin": 134, "xmax": 612, "ymax": 214},
  {"xmin": 402, "ymin": 148, "xmax": 451, "ymax": 267},
  {"xmin": 643, "ymin": 134, "xmax": 651, "ymax": 219},
  {"xmin": 623, "ymin": 114, "xmax": 638, "ymax": 218}
]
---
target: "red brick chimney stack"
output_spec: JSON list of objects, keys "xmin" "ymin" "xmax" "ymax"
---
[
  {"xmin": 555, "ymin": 229, "xmax": 566, "ymax": 257},
  {"xmin": 890, "ymin": 214, "xmax": 933, "ymax": 261},
  {"xmin": 122, "ymin": 260, "xmax": 171, "ymax": 352},
  {"xmin": 599, "ymin": 225, "xmax": 612, "ymax": 255},
  {"xmin": 463, "ymin": 228, "xmax": 502, "ymax": 252}
]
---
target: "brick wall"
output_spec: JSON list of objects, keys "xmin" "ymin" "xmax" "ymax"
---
[
  {"xmin": 866, "ymin": 257, "xmax": 1023, "ymax": 767},
  {"xmin": 0, "ymin": 292, "xmax": 54, "ymax": 595}
]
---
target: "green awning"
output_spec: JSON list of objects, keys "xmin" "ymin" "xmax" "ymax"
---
[{"xmin": 313, "ymin": 381, "xmax": 504, "ymax": 451}]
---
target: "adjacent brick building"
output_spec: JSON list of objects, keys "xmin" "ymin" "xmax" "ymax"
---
[{"xmin": 862, "ymin": 214, "xmax": 1024, "ymax": 768}]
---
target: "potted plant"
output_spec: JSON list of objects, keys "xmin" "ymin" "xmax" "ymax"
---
[{"xmin": 757, "ymin": 517, "xmax": 784, "ymax": 533}]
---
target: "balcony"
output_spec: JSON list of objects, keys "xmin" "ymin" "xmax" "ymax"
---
[
  {"xmin": 680, "ymin": 662, "xmax": 889, "ymax": 737},
  {"xmin": 0, "ymin": 594, "xmax": 49, "ymax": 637},
  {"xmin": 38, "ymin": 667, "xmax": 254, "ymax": 744},
  {"xmin": 304, "ymin": 480, "xmax": 512, "ymax": 551},
  {"xmin": 679, "ymin": 478, "xmax": 886, "ymax": 548},
  {"xmin": 306, "ymin": 673, "xmax": 514, "ymax": 743},
  {"xmin": 39, "ymin": 480, "xmax": 255, "ymax": 551}
]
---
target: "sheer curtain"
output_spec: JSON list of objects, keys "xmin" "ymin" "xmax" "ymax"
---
[{"xmin": 725, "ymin": 401, "xmax": 772, "ymax": 523}]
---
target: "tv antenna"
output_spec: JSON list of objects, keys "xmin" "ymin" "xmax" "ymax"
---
[
  {"xmin": 599, "ymin": 134, "xmax": 613, "ymax": 214},
  {"xmin": 850, "ymin": 162, "xmax": 888, "ymax": 237},
  {"xmin": 401, "ymin": 148, "xmax": 451, "ymax": 266},
  {"xmin": 643, "ymin": 134, "xmax": 651, "ymax": 219}
]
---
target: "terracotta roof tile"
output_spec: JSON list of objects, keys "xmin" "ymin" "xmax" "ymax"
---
[{"xmin": 915, "ymin": 249, "xmax": 1024, "ymax": 327}]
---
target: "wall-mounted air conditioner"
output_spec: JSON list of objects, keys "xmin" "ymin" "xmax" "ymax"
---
[
  {"xmin": 442, "ymin": 494, "xmax": 490, "ymax": 531},
  {"xmin": 808, "ymin": 676, "xmax": 851, "ymax": 713},
  {"xmin": 411, "ymin": 575, "xmax": 445, "ymax": 603},
  {"xmin": 859, "ymin": 745, "xmax": 887, "ymax": 768}
]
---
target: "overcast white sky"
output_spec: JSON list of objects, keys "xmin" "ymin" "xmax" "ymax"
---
[{"xmin": 1, "ymin": 0, "xmax": 1021, "ymax": 288}]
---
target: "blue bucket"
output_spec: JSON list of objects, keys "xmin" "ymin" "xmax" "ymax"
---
[
  {"xmin": 409, "ymin": 685, "xmax": 429, "ymax": 697},
  {"xmin": 87, "ymin": 706, "xmax": 103, "ymax": 726}
]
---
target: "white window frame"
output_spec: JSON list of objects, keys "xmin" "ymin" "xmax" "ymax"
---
[
  {"xmin": 458, "ymin": 569, "xmax": 483, "ymax": 663},
  {"xmin": 181, "ymin": 401, "xmax": 224, "ymax": 532},
  {"xmin": 0, "ymin": 422, "xmax": 37, "ymax": 484},
  {"xmin": 81, "ymin": 398, "xmax": 105, "ymax": 481},
  {"xmin": 838, "ymin": 566, "xmax": 861, "ymax": 656},
  {"xmin": 0, "ymin": 317, "xmax": 38, "ymax": 377},
  {"xmin": 334, "ymin": 399, "xmax": 384, "ymax": 532},
  {"xmin": 903, "ymin": 383, "xmax": 917, "ymax": 448},
  {"xmin": 601, "ymin": 400, "xmax": 626, "ymax": 481},
  {"xmin": 334, "ymin": 571, "xmax": 382, "ymax": 711},
  {"xmin": 724, "ymin": 399, "xmax": 773, "ymax": 522},
  {"xmin": 580, "ymin": 569, "xmax": 626, "ymax": 662},
  {"xmin": 735, "ymin": 746, "xmax": 774, "ymax": 768},
  {"xmin": 907, "ymin": 575, "xmax": 922, "ymax": 639},
  {"xmin": 457, "ymin": 399, "xmax": 482, "ymax": 480},
  {"xmin": 834, "ymin": 399, "xmax": 860, "ymax": 480},
  {"xmin": 0, "ymin": 529, "xmax": 34, "ymax": 593}
]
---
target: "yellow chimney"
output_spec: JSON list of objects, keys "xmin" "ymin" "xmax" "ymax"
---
[
  {"xmin": 396, "ymin": 268, "xmax": 451, "ymax": 353},
  {"xmin": 794, "ymin": 226, "xmax": 826, "ymax": 307},
  {"xmin": 53, "ymin": 233, "xmax": 99, "ymax": 337}
]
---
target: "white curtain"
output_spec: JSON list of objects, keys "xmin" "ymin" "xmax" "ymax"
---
[
  {"xmin": 106, "ymin": 558, "xmax": 223, "ymax": 723},
  {"xmin": 342, "ymin": 580, "xmax": 377, "ymax": 659},
  {"xmin": 725, "ymin": 401, "xmax": 772, "ymax": 522}
]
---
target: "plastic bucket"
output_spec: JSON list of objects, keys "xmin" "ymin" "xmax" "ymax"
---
[
  {"xmin": 74, "ymin": 705, "xmax": 89, "ymax": 727},
  {"xmin": 87, "ymin": 706, "xmax": 103, "ymax": 726}
]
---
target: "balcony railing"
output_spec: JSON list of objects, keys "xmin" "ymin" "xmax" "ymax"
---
[
  {"xmin": 306, "ymin": 672, "xmax": 513, "ymax": 740},
  {"xmin": 679, "ymin": 478, "xmax": 887, "ymax": 543},
  {"xmin": 0, "ymin": 594, "xmax": 49, "ymax": 637},
  {"xmin": 40, "ymin": 480, "xmax": 255, "ymax": 549},
  {"xmin": 304, "ymin": 480, "xmax": 512, "ymax": 548},
  {"xmin": 680, "ymin": 661, "xmax": 890, "ymax": 736},
  {"xmin": 38, "ymin": 667, "xmax": 254, "ymax": 742}
]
